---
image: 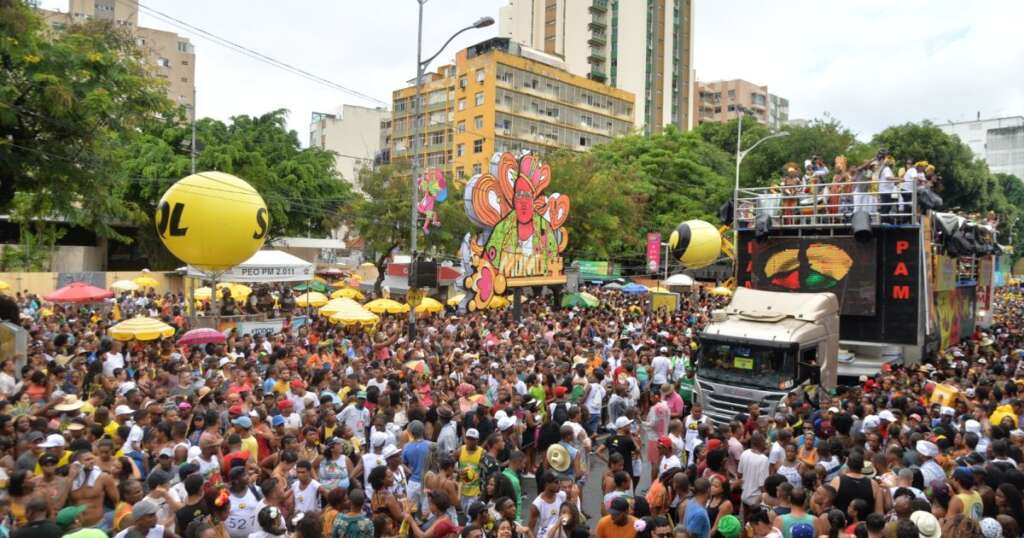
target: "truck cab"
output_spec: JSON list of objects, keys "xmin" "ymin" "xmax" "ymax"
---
[{"xmin": 695, "ymin": 288, "xmax": 838, "ymax": 424}]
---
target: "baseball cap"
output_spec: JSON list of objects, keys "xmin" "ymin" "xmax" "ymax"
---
[
  {"xmin": 608, "ymin": 496, "xmax": 630, "ymax": 516},
  {"xmin": 55, "ymin": 505, "xmax": 87, "ymax": 528},
  {"xmin": 228, "ymin": 404, "xmax": 244, "ymax": 416},
  {"xmin": 657, "ymin": 436, "xmax": 673, "ymax": 449},
  {"xmin": 38, "ymin": 433, "xmax": 66, "ymax": 448},
  {"xmin": 952, "ymin": 466, "xmax": 973, "ymax": 484},
  {"xmin": 370, "ymin": 431, "xmax": 388, "ymax": 447},
  {"xmin": 131, "ymin": 499, "xmax": 160, "ymax": 521},
  {"xmin": 158, "ymin": 447, "xmax": 174, "ymax": 459},
  {"xmin": 356, "ymin": 390, "xmax": 367, "ymax": 399},
  {"xmin": 465, "ymin": 428, "xmax": 480, "ymax": 439},
  {"xmin": 717, "ymin": 515, "xmax": 742, "ymax": 538},
  {"xmin": 114, "ymin": 405, "xmax": 134, "ymax": 416},
  {"xmin": 382, "ymin": 445, "xmax": 401, "ymax": 460},
  {"xmin": 231, "ymin": 416, "xmax": 253, "ymax": 429},
  {"xmin": 467, "ymin": 501, "xmax": 487, "ymax": 521},
  {"xmin": 26, "ymin": 431, "xmax": 44, "ymax": 444},
  {"xmin": 614, "ymin": 416, "xmax": 633, "ymax": 430},
  {"xmin": 554, "ymin": 386, "xmax": 568, "ymax": 397},
  {"xmin": 271, "ymin": 415, "xmax": 286, "ymax": 427}
]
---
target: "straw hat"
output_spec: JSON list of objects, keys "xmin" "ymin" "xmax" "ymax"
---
[
  {"xmin": 546, "ymin": 444, "xmax": 571, "ymax": 472},
  {"xmin": 54, "ymin": 395, "xmax": 85, "ymax": 413}
]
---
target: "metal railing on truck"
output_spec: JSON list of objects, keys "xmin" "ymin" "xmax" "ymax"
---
[{"xmin": 734, "ymin": 179, "xmax": 920, "ymax": 230}]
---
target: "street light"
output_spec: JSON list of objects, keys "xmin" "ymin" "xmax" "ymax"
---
[
  {"xmin": 733, "ymin": 108, "xmax": 789, "ymax": 226},
  {"xmin": 409, "ymin": 1, "xmax": 493, "ymax": 335}
]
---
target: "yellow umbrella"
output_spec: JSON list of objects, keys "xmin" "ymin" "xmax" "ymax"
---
[
  {"xmin": 365, "ymin": 298, "xmax": 410, "ymax": 314},
  {"xmin": 415, "ymin": 297, "xmax": 444, "ymax": 314},
  {"xmin": 110, "ymin": 280, "xmax": 140, "ymax": 292},
  {"xmin": 133, "ymin": 276, "xmax": 159, "ymax": 288},
  {"xmin": 710, "ymin": 286, "xmax": 733, "ymax": 297},
  {"xmin": 447, "ymin": 294, "xmax": 465, "ymax": 307},
  {"xmin": 486, "ymin": 295, "xmax": 511, "ymax": 309},
  {"xmin": 193, "ymin": 287, "xmax": 213, "ymax": 300},
  {"xmin": 216, "ymin": 283, "xmax": 252, "ymax": 299},
  {"xmin": 328, "ymin": 304, "xmax": 379, "ymax": 327},
  {"xmin": 649, "ymin": 286, "xmax": 672, "ymax": 294},
  {"xmin": 0, "ymin": 280, "xmax": 11, "ymax": 291},
  {"xmin": 331, "ymin": 288, "xmax": 365, "ymax": 301},
  {"xmin": 295, "ymin": 291, "xmax": 329, "ymax": 308},
  {"xmin": 319, "ymin": 298, "xmax": 364, "ymax": 317},
  {"xmin": 109, "ymin": 317, "xmax": 175, "ymax": 341}
]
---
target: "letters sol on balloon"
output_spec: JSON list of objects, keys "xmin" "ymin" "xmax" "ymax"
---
[{"xmin": 155, "ymin": 172, "xmax": 269, "ymax": 271}]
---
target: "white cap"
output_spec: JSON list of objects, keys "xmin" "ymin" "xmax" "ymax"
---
[
  {"xmin": 115, "ymin": 405, "xmax": 135, "ymax": 416},
  {"xmin": 916, "ymin": 440, "xmax": 939, "ymax": 458},
  {"xmin": 941, "ymin": 406, "xmax": 956, "ymax": 416},
  {"xmin": 614, "ymin": 416, "xmax": 633, "ymax": 430},
  {"xmin": 878, "ymin": 410, "xmax": 897, "ymax": 422},
  {"xmin": 38, "ymin": 433, "xmax": 66, "ymax": 448},
  {"xmin": 827, "ymin": 407, "xmax": 840, "ymax": 414},
  {"xmin": 862, "ymin": 415, "xmax": 880, "ymax": 431},
  {"xmin": 966, "ymin": 388, "xmax": 976, "ymax": 398},
  {"xmin": 382, "ymin": 444, "xmax": 401, "ymax": 460},
  {"xmin": 219, "ymin": 357, "xmax": 231, "ymax": 367},
  {"xmin": 370, "ymin": 431, "xmax": 387, "ymax": 448},
  {"xmin": 498, "ymin": 416, "xmax": 517, "ymax": 432},
  {"xmin": 465, "ymin": 428, "xmax": 480, "ymax": 439},
  {"xmin": 965, "ymin": 419, "xmax": 982, "ymax": 434}
]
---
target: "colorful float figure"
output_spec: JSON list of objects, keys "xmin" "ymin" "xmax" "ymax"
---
[
  {"xmin": 416, "ymin": 168, "xmax": 447, "ymax": 234},
  {"xmin": 462, "ymin": 152, "xmax": 570, "ymax": 311}
]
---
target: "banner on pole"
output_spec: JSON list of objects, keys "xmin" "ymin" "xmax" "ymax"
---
[{"xmin": 647, "ymin": 233, "xmax": 661, "ymax": 273}]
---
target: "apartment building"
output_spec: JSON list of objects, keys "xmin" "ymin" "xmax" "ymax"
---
[
  {"xmin": 696, "ymin": 79, "xmax": 788, "ymax": 130},
  {"xmin": 500, "ymin": 0, "xmax": 692, "ymax": 134},
  {"xmin": 389, "ymin": 38, "xmax": 635, "ymax": 183},
  {"xmin": 940, "ymin": 116, "xmax": 1024, "ymax": 180},
  {"xmin": 38, "ymin": 0, "xmax": 196, "ymax": 109},
  {"xmin": 309, "ymin": 105, "xmax": 390, "ymax": 186}
]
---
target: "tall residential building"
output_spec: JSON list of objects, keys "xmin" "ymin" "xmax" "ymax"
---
[
  {"xmin": 309, "ymin": 105, "xmax": 390, "ymax": 186},
  {"xmin": 37, "ymin": 0, "xmax": 196, "ymax": 109},
  {"xmin": 939, "ymin": 116, "xmax": 1024, "ymax": 180},
  {"xmin": 499, "ymin": 0, "xmax": 693, "ymax": 134},
  {"xmin": 389, "ymin": 38, "xmax": 635, "ymax": 183},
  {"xmin": 696, "ymin": 79, "xmax": 787, "ymax": 130}
]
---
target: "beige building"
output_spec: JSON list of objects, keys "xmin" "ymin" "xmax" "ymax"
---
[
  {"xmin": 389, "ymin": 38, "xmax": 634, "ymax": 183},
  {"xmin": 499, "ymin": 0, "xmax": 693, "ymax": 134},
  {"xmin": 696, "ymin": 79, "xmax": 787, "ymax": 130},
  {"xmin": 38, "ymin": 0, "xmax": 196, "ymax": 109},
  {"xmin": 309, "ymin": 105, "xmax": 391, "ymax": 186}
]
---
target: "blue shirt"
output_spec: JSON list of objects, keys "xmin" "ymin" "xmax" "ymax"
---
[
  {"xmin": 402, "ymin": 440, "xmax": 430, "ymax": 482},
  {"xmin": 684, "ymin": 500, "xmax": 710, "ymax": 538}
]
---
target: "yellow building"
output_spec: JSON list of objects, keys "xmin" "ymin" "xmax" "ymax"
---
[{"xmin": 390, "ymin": 38, "xmax": 635, "ymax": 183}]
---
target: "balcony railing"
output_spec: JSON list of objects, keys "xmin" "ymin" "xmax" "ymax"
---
[
  {"xmin": 590, "ymin": 0, "xmax": 608, "ymax": 13},
  {"xmin": 734, "ymin": 179, "xmax": 921, "ymax": 230}
]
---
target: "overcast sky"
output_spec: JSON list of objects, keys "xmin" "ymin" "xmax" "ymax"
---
[{"xmin": 41, "ymin": 0, "xmax": 1024, "ymax": 143}]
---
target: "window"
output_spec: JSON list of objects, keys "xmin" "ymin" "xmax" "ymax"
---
[
  {"xmin": 473, "ymin": 139, "xmax": 484, "ymax": 153},
  {"xmin": 456, "ymin": 121, "xmax": 466, "ymax": 133},
  {"xmin": 458, "ymin": 98, "xmax": 466, "ymax": 111},
  {"xmin": 459, "ymin": 77, "xmax": 467, "ymax": 89},
  {"xmin": 180, "ymin": 77, "xmax": 188, "ymax": 83},
  {"xmin": 503, "ymin": 94, "xmax": 512, "ymax": 107},
  {"xmin": 456, "ymin": 143, "xmax": 465, "ymax": 157},
  {"xmin": 157, "ymin": 57, "xmax": 170, "ymax": 68},
  {"xmin": 727, "ymin": 89, "xmax": 736, "ymax": 100},
  {"xmin": 456, "ymin": 167, "xmax": 465, "ymax": 179},
  {"xmin": 474, "ymin": 92, "xmax": 484, "ymax": 106},
  {"xmin": 430, "ymin": 132, "xmax": 444, "ymax": 145},
  {"xmin": 472, "ymin": 163, "xmax": 482, "ymax": 175},
  {"xmin": 177, "ymin": 41, "xmax": 191, "ymax": 53},
  {"xmin": 476, "ymin": 68, "xmax": 485, "ymax": 83},
  {"xmin": 580, "ymin": 137, "xmax": 589, "ymax": 147},
  {"xmin": 580, "ymin": 115, "xmax": 593, "ymax": 127},
  {"xmin": 474, "ymin": 116, "xmax": 483, "ymax": 130},
  {"xmin": 181, "ymin": 60, "xmax": 189, "ymax": 65}
]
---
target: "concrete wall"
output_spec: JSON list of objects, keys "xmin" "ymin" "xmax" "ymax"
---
[{"xmin": 2, "ymin": 271, "xmax": 184, "ymax": 298}]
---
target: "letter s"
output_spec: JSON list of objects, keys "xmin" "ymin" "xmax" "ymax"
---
[{"xmin": 253, "ymin": 207, "xmax": 268, "ymax": 240}]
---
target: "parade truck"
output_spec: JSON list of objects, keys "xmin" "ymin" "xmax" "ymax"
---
[
  {"xmin": 709, "ymin": 170, "xmax": 1006, "ymax": 389},
  {"xmin": 694, "ymin": 287, "xmax": 839, "ymax": 423}
]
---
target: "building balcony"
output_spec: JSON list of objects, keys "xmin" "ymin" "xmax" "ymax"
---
[
  {"xmin": 588, "ymin": 19, "xmax": 606, "ymax": 31},
  {"xmin": 589, "ymin": 70, "xmax": 607, "ymax": 83},
  {"xmin": 590, "ymin": 0, "xmax": 608, "ymax": 13},
  {"xmin": 587, "ymin": 53, "xmax": 606, "ymax": 64},
  {"xmin": 588, "ymin": 34, "xmax": 607, "ymax": 47}
]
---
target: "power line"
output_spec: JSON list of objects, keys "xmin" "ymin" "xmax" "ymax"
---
[{"xmin": 114, "ymin": 0, "xmax": 388, "ymax": 107}]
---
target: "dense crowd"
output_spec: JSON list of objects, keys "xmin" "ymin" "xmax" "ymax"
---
[{"xmin": 0, "ymin": 282, "xmax": 1022, "ymax": 538}]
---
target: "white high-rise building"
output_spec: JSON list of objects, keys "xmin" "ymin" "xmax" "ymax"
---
[
  {"xmin": 309, "ymin": 105, "xmax": 390, "ymax": 187},
  {"xmin": 499, "ymin": 0, "xmax": 694, "ymax": 134},
  {"xmin": 939, "ymin": 116, "xmax": 1024, "ymax": 181}
]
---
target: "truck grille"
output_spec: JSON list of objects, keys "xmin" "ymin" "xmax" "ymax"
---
[{"xmin": 697, "ymin": 381, "xmax": 782, "ymax": 424}]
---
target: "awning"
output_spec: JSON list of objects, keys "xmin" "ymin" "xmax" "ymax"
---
[{"xmin": 182, "ymin": 250, "xmax": 314, "ymax": 282}]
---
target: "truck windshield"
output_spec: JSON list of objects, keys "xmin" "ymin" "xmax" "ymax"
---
[{"xmin": 697, "ymin": 340, "xmax": 795, "ymax": 390}]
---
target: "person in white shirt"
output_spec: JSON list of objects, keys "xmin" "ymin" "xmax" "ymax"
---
[
  {"xmin": 683, "ymin": 404, "xmax": 709, "ymax": 464},
  {"xmin": 337, "ymin": 391, "xmax": 371, "ymax": 445},
  {"xmin": 226, "ymin": 467, "xmax": 265, "ymax": 538},
  {"xmin": 737, "ymin": 433, "xmax": 770, "ymax": 511},
  {"xmin": 102, "ymin": 341, "xmax": 125, "ymax": 378},
  {"xmin": 651, "ymin": 348, "xmax": 672, "ymax": 388},
  {"xmin": 582, "ymin": 369, "xmax": 606, "ymax": 436},
  {"xmin": 768, "ymin": 428, "xmax": 792, "ymax": 474},
  {"xmin": 289, "ymin": 461, "xmax": 324, "ymax": 515},
  {"xmin": 657, "ymin": 436, "xmax": 682, "ymax": 476},
  {"xmin": 877, "ymin": 157, "xmax": 898, "ymax": 219}
]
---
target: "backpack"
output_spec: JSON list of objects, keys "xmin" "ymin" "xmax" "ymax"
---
[
  {"xmin": 552, "ymin": 402, "xmax": 570, "ymax": 425},
  {"xmin": 332, "ymin": 513, "xmax": 375, "ymax": 538}
]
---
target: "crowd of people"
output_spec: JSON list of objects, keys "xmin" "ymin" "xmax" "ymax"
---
[{"xmin": 0, "ymin": 280, "xmax": 1022, "ymax": 538}]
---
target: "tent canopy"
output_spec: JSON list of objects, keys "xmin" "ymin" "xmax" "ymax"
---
[
  {"xmin": 663, "ymin": 274, "xmax": 695, "ymax": 287},
  {"xmin": 183, "ymin": 250, "xmax": 314, "ymax": 283}
]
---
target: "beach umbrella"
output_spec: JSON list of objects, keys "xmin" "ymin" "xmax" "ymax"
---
[
  {"xmin": 193, "ymin": 287, "xmax": 213, "ymax": 300},
  {"xmin": 415, "ymin": 297, "xmax": 444, "ymax": 314},
  {"xmin": 294, "ymin": 280, "xmax": 332, "ymax": 294},
  {"xmin": 622, "ymin": 283, "xmax": 648, "ymax": 294},
  {"xmin": 331, "ymin": 288, "xmax": 365, "ymax": 301},
  {"xmin": 561, "ymin": 292, "xmax": 600, "ymax": 308},
  {"xmin": 295, "ymin": 292, "xmax": 329, "ymax": 308},
  {"xmin": 133, "ymin": 276, "xmax": 159, "ymax": 288},
  {"xmin": 44, "ymin": 282, "xmax": 113, "ymax": 304},
  {"xmin": 486, "ymin": 295, "xmax": 511, "ymax": 309},
  {"xmin": 317, "ymin": 267, "xmax": 345, "ymax": 277},
  {"xmin": 109, "ymin": 317, "xmax": 175, "ymax": 341},
  {"xmin": 603, "ymin": 282, "xmax": 623, "ymax": 290},
  {"xmin": 649, "ymin": 286, "xmax": 673, "ymax": 294},
  {"xmin": 663, "ymin": 274, "xmax": 694, "ymax": 287},
  {"xmin": 365, "ymin": 298, "xmax": 411, "ymax": 314},
  {"xmin": 177, "ymin": 328, "xmax": 226, "ymax": 346},
  {"xmin": 319, "ymin": 298, "xmax": 363, "ymax": 317},
  {"xmin": 216, "ymin": 283, "xmax": 252, "ymax": 299},
  {"xmin": 328, "ymin": 304, "xmax": 379, "ymax": 327},
  {"xmin": 710, "ymin": 286, "xmax": 733, "ymax": 297},
  {"xmin": 447, "ymin": 294, "xmax": 465, "ymax": 306},
  {"xmin": 404, "ymin": 359, "xmax": 431, "ymax": 375},
  {"xmin": 110, "ymin": 280, "xmax": 140, "ymax": 292}
]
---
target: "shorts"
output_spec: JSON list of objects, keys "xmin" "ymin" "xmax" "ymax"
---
[{"xmin": 586, "ymin": 413, "xmax": 600, "ymax": 435}]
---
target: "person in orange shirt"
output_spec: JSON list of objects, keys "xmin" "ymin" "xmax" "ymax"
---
[{"xmin": 596, "ymin": 496, "xmax": 637, "ymax": 538}]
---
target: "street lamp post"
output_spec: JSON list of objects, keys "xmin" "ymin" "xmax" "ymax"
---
[
  {"xmin": 409, "ymin": 0, "xmax": 493, "ymax": 335},
  {"xmin": 733, "ymin": 108, "xmax": 789, "ymax": 228}
]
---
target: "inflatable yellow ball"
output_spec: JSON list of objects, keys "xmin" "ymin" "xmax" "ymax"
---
[
  {"xmin": 155, "ymin": 172, "xmax": 269, "ymax": 271},
  {"xmin": 669, "ymin": 219, "xmax": 722, "ymax": 269}
]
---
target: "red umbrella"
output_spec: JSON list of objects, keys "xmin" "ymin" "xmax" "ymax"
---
[
  {"xmin": 177, "ymin": 328, "xmax": 226, "ymax": 346},
  {"xmin": 44, "ymin": 282, "xmax": 113, "ymax": 304}
]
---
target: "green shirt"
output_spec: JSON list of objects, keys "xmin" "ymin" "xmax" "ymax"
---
[{"xmin": 503, "ymin": 468, "xmax": 523, "ymax": 522}]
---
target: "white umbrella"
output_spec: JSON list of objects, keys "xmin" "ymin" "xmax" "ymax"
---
[
  {"xmin": 664, "ymin": 274, "xmax": 694, "ymax": 287},
  {"xmin": 603, "ymin": 282, "xmax": 623, "ymax": 290}
]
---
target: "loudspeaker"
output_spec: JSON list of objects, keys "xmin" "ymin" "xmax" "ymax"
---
[
  {"xmin": 852, "ymin": 210, "xmax": 872, "ymax": 241},
  {"xmin": 408, "ymin": 260, "xmax": 438, "ymax": 288},
  {"xmin": 917, "ymin": 188, "xmax": 943, "ymax": 212},
  {"xmin": 719, "ymin": 200, "xmax": 734, "ymax": 226},
  {"xmin": 755, "ymin": 213, "xmax": 772, "ymax": 240}
]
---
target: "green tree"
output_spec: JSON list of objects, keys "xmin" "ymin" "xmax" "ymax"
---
[
  {"xmin": 0, "ymin": 1, "xmax": 173, "ymax": 240},
  {"xmin": 122, "ymin": 110, "xmax": 355, "ymax": 268},
  {"xmin": 997, "ymin": 173, "xmax": 1024, "ymax": 257}
]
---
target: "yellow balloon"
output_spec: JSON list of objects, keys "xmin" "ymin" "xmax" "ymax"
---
[
  {"xmin": 669, "ymin": 219, "xmax": 722, "ymax": 269},
  {"xmin": 155, "ymin": 172, "xmax": 269, "ymax": 271}
]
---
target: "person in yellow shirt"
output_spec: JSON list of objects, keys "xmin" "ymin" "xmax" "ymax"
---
[{"xmin": 231, "ymin": 416, "xmax": 259, "ymax": 464}]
